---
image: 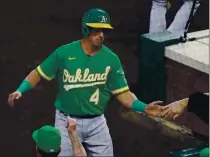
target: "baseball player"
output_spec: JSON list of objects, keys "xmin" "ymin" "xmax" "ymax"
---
[
  {"xmin": 149, "ymin": 0, "xmax": 200, "ymax": 35},
  {"xmin": 8, "ymin": 8, "xmax": 163, "ymax": 156}
]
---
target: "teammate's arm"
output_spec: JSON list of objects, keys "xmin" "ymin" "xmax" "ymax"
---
[
  {"xmin": 162, "ymin": 92, "xmax": 209, "ymax": 121},
  {"xmin": 69, "ymin": 132, "xmax": 87, "ymax": 157},
  {"xmin": 66, "ymin": 117, "xmax": 87, "ymax": 157}
]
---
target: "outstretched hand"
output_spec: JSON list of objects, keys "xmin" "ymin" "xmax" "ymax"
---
[
  {"xmin": 161, "ymin": 101, "xmax": 186, "ymax": 120},
  {"xmin": 145, "ymin": 101, "xmax": 163, "ymax": 117}
]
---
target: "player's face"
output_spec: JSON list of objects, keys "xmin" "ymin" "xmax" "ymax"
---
[{"xmin": 88, "ymin": 28, "xmax": 106, "ymax": 47}]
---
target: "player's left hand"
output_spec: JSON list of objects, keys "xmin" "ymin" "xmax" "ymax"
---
[{"xmin": 145, "ymin": 101, "xmax": 163, "ymax": 117}]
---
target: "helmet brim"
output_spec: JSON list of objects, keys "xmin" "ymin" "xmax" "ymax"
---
[{"xmin": 86, "ymin": 23, "xmax": 114, "ymax": 29}]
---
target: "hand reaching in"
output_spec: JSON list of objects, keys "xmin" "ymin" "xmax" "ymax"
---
[
  {"xmin": 161, "ymin": 101, "xmax": 187, "ymax": 120},
  {"xmin": 66, "ymin": 116, "xmax": 77, "ymax": 135}
]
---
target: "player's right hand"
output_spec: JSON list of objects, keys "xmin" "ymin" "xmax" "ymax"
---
[{"xmin": 8, "ymin": 91, "xmax": 22, "ymax": 108}]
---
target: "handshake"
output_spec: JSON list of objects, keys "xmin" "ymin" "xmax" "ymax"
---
[
  {"xmin": 64, "ymin": 100, "xmax": 188, "ymax": 132},
  {"xmin": 145, "ymin": 100, "xmax": 188, "ymax": 120}
]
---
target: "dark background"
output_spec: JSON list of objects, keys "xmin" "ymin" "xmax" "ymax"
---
[{"xmin": 0, "ymin": 0, "xmax": 209, "ymax": 156}]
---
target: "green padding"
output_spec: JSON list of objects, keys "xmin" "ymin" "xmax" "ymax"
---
[
  {"xmin": 169, "ymin": 145, "xmax": 208, "ymax": 157},
  {"xmin": 17, "ymin": 80, "xmax": 32, "ymax": 93},
  {"xmin": 131, "ymin": 99, "xmax": 147, "ymax": 112},
  {"xmin": 200, "ymin": 148, "xmax": 209, "ymax": 157},
  {"xmin": 137, "ymin": 31, "xmax": 179, "ymax": 104}
]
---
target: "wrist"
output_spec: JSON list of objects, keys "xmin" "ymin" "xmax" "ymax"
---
[
  {"xmin": 17, "ymin": 80, "xmax": 32, "ymax": 93},
  {"xmin": 177, "ymin": 98, "xmax": 188, "ymax": 109},
  {"xmin": 131, "ymin": 99, "xmax": 147, "ymax": 112},
  {"xmin": 68, "ymin": 131, "xmax": 77, "ymax": 137},
  {"xmin": 15, "ymin": 90, "xmax": 22, "ymax": 94}
]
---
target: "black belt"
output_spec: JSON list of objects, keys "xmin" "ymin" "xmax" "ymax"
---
[{"xmin": 59, "ymin": 110, "xmax": 101, "ymax": 118}]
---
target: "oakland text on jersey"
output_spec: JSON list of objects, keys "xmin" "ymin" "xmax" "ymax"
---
[{"xmin": 63, "ymin": 66, "xmax": 111, "ymax": 91}]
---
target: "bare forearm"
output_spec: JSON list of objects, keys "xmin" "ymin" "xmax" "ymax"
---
[
  {"xmin": 16, "ymin": 69, "xmax": 41, "ymax": 93},
  {"xmin": 116, "ymin": 91, "xmax": 137, "ymax": 108},
  {"xmin": 177, "ymin": 98, "xmax": 189, "ymax": 109},
  {"xmin": 117, "ymin": 91, "xmax": 162, "ymax": 116},
  {"xmin": 116, "ymin": 91, "xmax": 149, "ymax": 113},
  {"xmin": 24, "ymin": 69, "xmax": 41, "ymax": 88},
  {"xmin": 177, "ymin": 92, "xmax": 209, "ymax": 109},
  {"xmin": 69, "ymin": 132, "xmax": 87, "ymax": 157}
]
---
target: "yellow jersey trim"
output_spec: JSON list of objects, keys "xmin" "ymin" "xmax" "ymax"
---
[
  {"xmin": 36, "ymin": 65, "xmax": 52, "ymax": 81},
  {"xmin": 111, "ymin": 86, "xmax": 129, "ymax": 95}
]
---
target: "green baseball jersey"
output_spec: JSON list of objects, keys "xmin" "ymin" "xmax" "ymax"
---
[{"xmin": 36, "ymin": 40, "xmax": 129, "ymax": 116}]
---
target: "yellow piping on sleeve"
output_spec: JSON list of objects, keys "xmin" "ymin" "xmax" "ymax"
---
[
  {"xmin": 36, "ymin": 65, "xmax": 53, "ymax": 81},
  {"xmin": 111, "ymin": 86, "xmax": 129, "ymax": 95}
]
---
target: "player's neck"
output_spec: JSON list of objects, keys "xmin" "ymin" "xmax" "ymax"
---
[{"xmin": 81, "ymin": 39, "xmax": 101, "ymax": 56}]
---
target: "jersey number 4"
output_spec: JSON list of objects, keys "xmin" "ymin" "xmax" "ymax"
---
[{"xmin": 89, "ymin": 89, "xmax": 99, "ymax": 105}]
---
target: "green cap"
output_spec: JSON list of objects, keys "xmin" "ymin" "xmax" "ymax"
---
[
  {"xmin": 83, "ymin": 8, "xmax": 113, "ymax": 29},
  {"xmin": 32, "ymin": 125, "xmax": 61, "ymax": 153},
  {"xmin": 200, "ymin": 148, "xmax": 209, "ymax": 157}
]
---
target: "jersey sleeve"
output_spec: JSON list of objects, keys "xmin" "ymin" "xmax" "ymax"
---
[
  {"xmin": 108, "ymin": 56, "xmax": 129, "ymax": 95},
  {"xmin": 36, "ymin": 48, "xmax": 60, "ymax": 81}
]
